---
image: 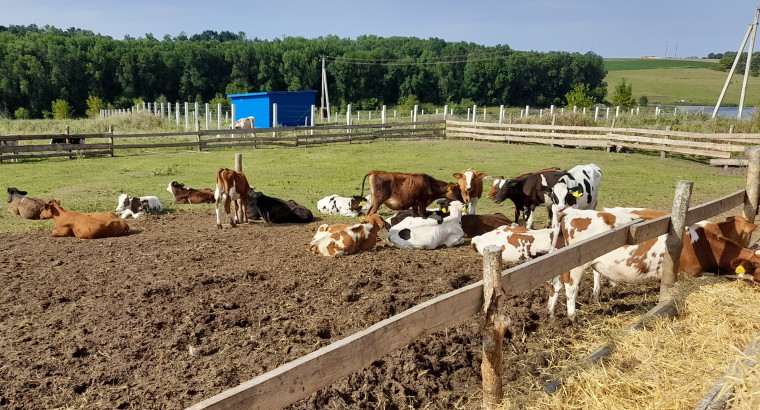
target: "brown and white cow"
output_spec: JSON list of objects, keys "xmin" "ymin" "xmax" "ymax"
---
[
  {"xmin": 214, "ymin": 168, "xmax": 251, "ymax": 228},
  {"xmin": 486, "ymin": 176, "xmax": 506, "ymax": 200},
  {"xmin": 40, "ymin": 200, "xmax": 130, "ymax": 239},
  {"xmin": 360, "ymin": 170, "xmax": 464, "ymax": 218},
  {"xmin": 453, "ymin": 168, "xmax": 485, "ymax": 215},
  {"xmin": 471, "ymin": 225, "xmax": 560, "ymax": 263},
  {"xmin": 166, "ymin": 181, "xmax": 215, "ymax": 204},
  {"xmin": 386, "ymin": 201, "xmax": 466, "ymax": 250},
  {"xmin": 550, "ymin": 208, "xmax": 758, "ymax": 319},
  {"xmin": 309, "ymin": 214, "xmax": 386, "ymax": 257},
  {"xmin": 7, "ymin": 187, "xmax": 53, "ymax": 220}
]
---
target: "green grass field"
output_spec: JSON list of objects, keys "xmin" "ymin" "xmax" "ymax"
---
[
  {"xmin": 1, "ymin": 139, "xmax": 748, "ymax": 233},
  {"xmin": 603, "ymin": 58, "xmax": 760, "ymax": 106}
]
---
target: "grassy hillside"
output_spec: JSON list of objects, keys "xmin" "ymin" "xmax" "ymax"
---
[{"xmin": 603, "ymin": 58, "xmax": 760, "ymax": 106}]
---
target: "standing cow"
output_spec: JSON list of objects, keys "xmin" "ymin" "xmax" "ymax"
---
[
  {"xmin": 360, "ymin": 170, "xmax": 463, "ymax": 217},
  {"xmin": 453, "ymin": 168, "xmax": 485, "ymax": 215},
  {"xmin": 493, "ymin": 169, "xmax": 565, "ymax": 229},
  {"xmin": 215, "ymin": 168, "xmax": 251, "ymax": 228},
  {"xmin": 540, "ymin": 163, "xmax": 602, "ymax": 228}
]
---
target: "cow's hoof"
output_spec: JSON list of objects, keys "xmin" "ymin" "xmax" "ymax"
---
[{"xmin": 217, "ymin": 224, "xmax": 222, "ymax": 229}]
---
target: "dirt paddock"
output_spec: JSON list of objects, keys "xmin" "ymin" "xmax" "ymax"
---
[{"xmin": 1, "ymin": 208, "xmax": 663, "ymax": 409}]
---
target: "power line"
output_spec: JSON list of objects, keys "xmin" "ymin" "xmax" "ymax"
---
[{"xmin": 324, "ymin": 52, "xmax": 513, "ymax": 66}]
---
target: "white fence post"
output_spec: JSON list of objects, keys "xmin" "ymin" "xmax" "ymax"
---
[
  {"xmin": 382, "ymin": 105, "xmax": 387, "ymax": 124},
  {"xmin": 472, "ymin": 105, "xmax": 477, "ymax": 122},
  {"xmin": 525, "ymin": 105, "xmax": 530, "ymax": 117},
  {"xmin": 499, "ymin": 105, "xmax": 504, "ymax": 123},
  {"xmin": 217, "ymin": 103, "xmax": 222, "ymax": 130},
  {"xmin": 272, "ymin": 103, "xmax": 278, "ymax": 138},
  {"xmin": 184, "ymin": 102, "xmax": 189, "ymax": 130},
  {"xmin": 413, "ymin": 104, "xmax": 418, "ymax": 129}
]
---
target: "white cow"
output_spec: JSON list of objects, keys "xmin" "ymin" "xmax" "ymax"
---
[
  {"xmin": 231, "ymin": 116, "xmax": 255, "ymax": 129},
  {"xmin": 317, "ymin": 194, "xmax": 371, "ymax": 217},
  {"xmin": 541, "ymin": 163, "xmax": 602, "ymax": 228},
  {"xmin": 386, "ymin": 201, "xmax": 465, "ymax": 250},
  {"xmin": 471, "ymin": 225, "xmax": 558, "ymax": 263},
  {"xmin": 114, "ymin": 194, "xmax": 164, "ymax": 219}
]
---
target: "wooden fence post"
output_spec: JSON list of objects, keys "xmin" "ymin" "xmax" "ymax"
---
[
  {"xmin": 234, "ymin": 154, "xmax": 243, "ymax": 173},
  {"xmin": 108, "ymin": 125, "xmax": 114, "ymax": 157},
  {"xmin": 481, "ymin": 245, "xmax": 510, "ymax": 409},
  {"xmin": 661, "ymin": 180, "xmax": 692, "ymax": 301},
  {"xmin": 662, "ymin": 126, "xmax": 671, "ymax": 159},
  {"xmin": 744, "ymin": 147, "xmax": 760, "ymax": 233}
]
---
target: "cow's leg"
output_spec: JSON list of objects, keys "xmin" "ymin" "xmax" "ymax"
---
[
  {"xmin": 415, "ymin": 203, "xmax": 427, "ymax": 218},
  {"xmin": 548, "ymin": 274, "xmax": 565, "ymax": 318},
  {"xmin": 226, "ymin": 196, "xmax": 236, "ymax": 227},
  {"xmin": 51, "ymin": 224, "xmax": 74, "ymax": 237},
  {"xmin": 564, "ymin": 266, "xmax": 587, "ymax": 320},
  {"xmin": 525, "ymin": 208, "xmax": 535, "ymax": 229},
  {"xmin": 468, "ymin": 197, "xmax": 478, "ymax": 215},
  {"xmin": 592, "ymin": 268, "xmax": 602, "ymax": 300},
  {"xmin": 214, "ymin": 187, "xmax": 224, "ymax": 228}
]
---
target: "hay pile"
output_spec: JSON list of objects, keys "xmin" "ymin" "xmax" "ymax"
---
[{"xmin": 502, "ymin": 276, "xmax": 760, "ymax": 409}]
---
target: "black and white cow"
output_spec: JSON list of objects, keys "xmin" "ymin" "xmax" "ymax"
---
[
  {"xmin": 492, "ymin": 169, "xmax": 565, "ymax": 229},
  {"xmin": 540, "ymin": 163, "xmax": 602, "ymax": 227},
  {"xmin": 114, "ymin": 194, "xmax": 164, "ymax": 219},
  {"xmin": 246, "ymin": 190, "xmax": 314, "ymax": 223},
  {"xmin": 316, "ymin": 194, "xmax": 370, "ymax": 217}
]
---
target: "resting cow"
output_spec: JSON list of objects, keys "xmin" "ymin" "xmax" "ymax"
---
[
  {"xmin": 114, "ymin": 194, "xmax": 164, "ymax": 219},
  {"xmin": 360, "ymin": 170, "xmax": 463, "ymax": 217},
  {"xmin": 7, "ymin": 187, "xmax": 53, "ymax": 220},
  {"xmin": 215, "ymin": 168, "xmax": 251, "ymax": 228},
  {"xmin": 246, "ymin": 190, "xmax": 314, "ymax": 223},
  {"xmin": 493, "ymin": 168, "xmax": 564, "ymax": 229},
  {"xmin": 309, "ymin": 214, "xmax": 386, "ymax": 257},
  {"xmin": 40, "ymin": 200, "xmax": 130, "ymax": 239},
  {"xmin": 166, "ymin": 181, "xmax": 215, "ymax": 204},
  {"xmin": 453, "ymin": 168, "xmax": 485, "ymax": 215},
  {"xmin": 386, "ymin": 201, "xmax": 466, "ymax": 250},
  {"xmin": 317, "ymin": 194, "xmax": 370, "ymax": 217},
  {"xmin": 471, "ymin": 225, "xmax": 559, "ymax": 262}
]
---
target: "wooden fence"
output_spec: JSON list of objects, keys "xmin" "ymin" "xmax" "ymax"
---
[
  {"xmin": 0, "ymin": 121, "xmax": 445, "ymax": 163},
  {"xmin": 185, "ymin": 153, "xmax": 760, "ymax": 408}
]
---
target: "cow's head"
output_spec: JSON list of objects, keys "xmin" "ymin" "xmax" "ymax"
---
[
  {"xmin": 730, "ymin": 253, "xmax": 760, "ymax": 281},
  {"xmin": 453, "ymin": 168, "xmax": 485, "ymax": 201},
  {"xmin": 7, "ymin": 187, "xmax": 27, "ymax": 203},
  {"xmin": 493, "ymin": 179, "xmax": 520, "ymax": 204},
  {"xmin": 115, "ymin": 194, "xmax": 134, "ymax": 213},
  {"xmin": 444, "ymin": 183, "xmax": 464, "ymax": 203},
  {"xmin": 349, "ymin": 196, "xmax": 366, "ymax": 213},
  {"xmin": 246, "ymin": 189, "xmax": 264, "ymax": 220},
  {"xmin": 486, "ymin": 177, "xmax": 505, "ymax": 200},
  {"xmin": 541, "ymin": 183, "xmax": 583, "ymax": 212},
  {"xmin": 40, "ymin": 199, "xmax": 61, "ymax": 219}
]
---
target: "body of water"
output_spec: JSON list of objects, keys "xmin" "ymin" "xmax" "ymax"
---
[{"xmin": 675, "ymin": 105, "xmax": 757, "ymax": 119}]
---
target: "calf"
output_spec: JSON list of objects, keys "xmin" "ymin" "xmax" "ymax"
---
[
  {"xmin": 680, "ymin": 216, "xmax": 760, "ymax": 280},
  {"xmin": 493, "ymin": 169, "xmax": 565, "ymax": 229},
  {"xmin": 453, "ymin": 168, "xmax": 485, "ymax": 215},
  {"xmin": 309, "ymin": 214, "xmax": 386, "ymax": 257},
  {"xmin": 317, "ymin": 194, "xmax": 370, "ymax": 217},
  {"xmin": 387, "ymin": 198, "xmax": 450, "ymax": 227},
  {"xmin": 215, "ymin": 168, "xmax": 251, "ymax": 228},
  {"xmin": 231, "ymin": 116, "xmax": 255, "ymax": 129},
  {"xmin": 471, "ymin": 225, "xmax": 559, "ymax": 262},
  {"xmin": 7, "ymin": 187, "xmax": 52, "ymax": 220},
  {"xmin": 246, "ymin": 190, "xmax": 314, "ymax": 223},
  {"xmin": 40, "ymin": 200, "xmax": 129, "ymax": 239},
  {"xmin": 461, "ymin": 213, "xmax": 514, "ymax": 238},
  {"xmin": 114, "ymin": 194, "xmax": 163, "ymax": 219},
  {"xmin": 486, "ymin": 177, "xmax": 506, "ymax": 200},
  {"xmin": 360, "ymin": 170, "xmax": 463, "ymax": 217},
  {"xmin": 386, "ymin": 201, "xmax": 466, "ymax": 250},
  {"xmin": 541, "ymin": 163, "xmax": 602, "ymax": 227},
  {"xmin": 166, "ymin": 181, "xmax": 215, "ymax": 204}
]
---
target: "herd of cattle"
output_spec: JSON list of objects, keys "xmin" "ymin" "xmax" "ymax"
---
[{"xmin": 6, "ymin": 162, "xmax": 760, "ymax": 318}]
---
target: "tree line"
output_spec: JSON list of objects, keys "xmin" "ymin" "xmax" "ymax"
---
[{"xmin": 0, "ymin": 24, "xmax": 608, "ymax": 119}]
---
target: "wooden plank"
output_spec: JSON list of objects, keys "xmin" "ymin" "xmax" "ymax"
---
[
  {"xmin": 610, "ymin": 142, "xmax": 732, "ymax": 158},
  {"xmin": 607, "ymin": 133, "xmax": 744, "ymax": 152},
  {"xmin": 696, "ymin": 331, "xmax": 760, "ymax": 410},
  {"xmin": 710, "ymin": 158, "xmax": 749, "ymax": 167},
  {"xmin": 187, "ymin": 282, "xmax": 484, "ymax": 409}
]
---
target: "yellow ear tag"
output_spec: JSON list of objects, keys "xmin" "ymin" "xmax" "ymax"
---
[
  {"xmin": 736, "ymin": 265, "xmax": 746, "ymax": 275},
  {"xmin": 360, "ymin": 201, "xmax": 366, "ymax": 206},
  {"xmin": 463, "ymin": 206, "xmax": 468, "ymax": 212},
  {"xmin": 358, "ymin": 216, "xmax": 366, "ymax": 223},
  {"xmin": 442, "ymin": 207, "xmax": 448, "ymax": 213},
  {"xmin": 572, "ymin": 191, "xmax": 582, "ymax": 198}
]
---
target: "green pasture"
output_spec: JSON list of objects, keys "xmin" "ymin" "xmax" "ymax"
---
[
  {"xmin": 603, "ymin": 58, "xmax": 760, "ymax": 106},
  {"xmin": 0, "ymin": 139, "xmax": 748, "ymax": 233}
]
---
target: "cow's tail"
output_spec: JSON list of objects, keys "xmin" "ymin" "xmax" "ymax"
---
[{"xmin": 360, "ymin": 171, "xmax": 373, "ymax": 198}]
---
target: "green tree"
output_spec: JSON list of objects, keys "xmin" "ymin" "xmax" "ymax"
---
[
  {"xmin": 638, "ymin": 95, "xmax": 649, "ymax": 106},
  {"xmin": 397, "ymin": 94, "xmax": 421, "ymax": 112},
  {"xmin": 51, "ymin": 99, "xmax": 73, "ymax": 119},
  {"xmin": 610, "ymin": 78, "xmax": 635, "ymax": 109},
  {"xmin": 85, "ymin": 95, "xmax": 105, "ymax": 118},
  {"xmin": 565, "ymin": 83, "xmax": 595, "ymax": 109},
  {"xmin": 14, "ymin": 107, "xmax": 30, "ymax": 119}
]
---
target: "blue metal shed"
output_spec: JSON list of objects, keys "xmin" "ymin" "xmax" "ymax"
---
[{"xmin": 227, "ymin": 90, "xmax": 317, "ymax": 128}]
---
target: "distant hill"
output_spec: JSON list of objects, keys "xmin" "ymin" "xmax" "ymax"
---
[{"xmin": 604, "ymin": 58, "xmax": 718, "ymax": 71}]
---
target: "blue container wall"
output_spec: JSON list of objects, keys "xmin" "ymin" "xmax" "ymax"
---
[{"xmin": 229, "ymin": 91, "xmax": 317, "ymax": 128}]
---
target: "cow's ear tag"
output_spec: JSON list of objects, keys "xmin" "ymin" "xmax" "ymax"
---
[
  {"xmin": 462, "ymin": 206, "xmax": 468, "ymax": 212},
  {"xmin": 358, "ymin": 216, "xmax": 366, "ymax": 223},
  {"xmin": 442, "ymin": 207, "xmax": 448, "ymax": 213},
  {"xmin": 736, "ymin": 265, "xmax": 746, "ymax": 275},
  {"xmin": 360, "ymin": 201, "xmax": 366, "ymax": 206},
  {"xmin": 572, "ymin": 191, "xmax": 582, "ymax": 198}
]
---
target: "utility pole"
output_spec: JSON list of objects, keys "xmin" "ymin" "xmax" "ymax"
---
[
  {"xmin": 320, "ymin": 57, "xmax": 331, "ymax": 122},
  {"xmin": 713, "ymin": 7, "xmax": 760, "ymax": 119}
]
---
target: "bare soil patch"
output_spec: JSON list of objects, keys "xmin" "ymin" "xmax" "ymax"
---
[{"xmin": 0, "ymin": 209, "xmax": 659, "ymax": 409}]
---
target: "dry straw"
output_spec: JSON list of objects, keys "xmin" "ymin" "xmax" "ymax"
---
[{"xmin": 500, "ymin": 276, "xmax": 760, "ymax": 410}]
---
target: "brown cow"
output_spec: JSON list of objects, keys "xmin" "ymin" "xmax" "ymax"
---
[
  {"xmin": 40, "ymin": 200, "xmax": 129, "ymax": 239},
  {"xmin": 7, "ymin": 187, "xmax": 53, "ymax": 220},
  {"xmin": 309, "ymin": 214, "xmax": 386, "ymax": 257},
  {"xmin": 360, "ymin": 170, "xmax": 463, "ymax": 217},
  {"xmin": 453, "ymin": 168, "xmax": 485, "ymax": 215},
  {"xmin": 680, "ymin": 216, "xmax": 760, "ymax": 279},
  {"xmin": 214, "ymin": 168, "xmax": 251, "ymax": 228},
  {"xmin": 166, "ymin": 181, "xmax": 215, "ymax": 204}
]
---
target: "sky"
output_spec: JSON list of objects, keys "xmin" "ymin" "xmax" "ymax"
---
[{"xmin": 3, "ymin": 1, "xmax": 760, "ymax": 58}]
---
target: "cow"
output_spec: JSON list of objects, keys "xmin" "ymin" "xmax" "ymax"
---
[
  {"xmin": 386, "ymin": 201, "xmax": 466, "ymax": 250},
  {"xmin": 166, "ymin": 181, "xmax": 215, "ymax": 204},
  {"xmin": 486, "ymin": 177, "xmax": 506, "ymax": 200},
  {"xmin": 548, "ymin": 208, "xmax": 757, "ymax": 319},
  {"xmin": 461, "ymin": 213, "xmax": 514, "ymax": 238},
  {"xmin": 471, "ymin": 225, "xmax": 560, "ymax": 263},
  {"xmin": 7, "ymin": 187, "xmax": 53, "ymax": 220},
  {"xmin": 540, "ymin": 163, "xmax": 602, "ymax": 228},
  {"xmin": 40, "ymin": 200, "xmax": 130, "ymax": 239},
  {"xmin": 246, "ymin": 190, "xmax": 314, "ymax": 223},
  {"xmin": 493, "ymin": 169, "xmax": 565, "ymax": 229},
  {"xmin": 309, "ymin": 214, "xmax": 386, "ymax": 257},
  {"xmin": 317, "ymin": 194, "xmax": 370, "ymax": 217},
  {"xmin": 214, "ymin": 168, "xmax": 251, "ymax": 228},
  {"xmin": 360, "ymin": 170, "xmax": 464, "ymax": 218},
  {"xmin": 453, "ymin": 168, "xmax": 485, "ymax": 215},
  {"xmin": 114, "ymin": 194, "xmax": 164, "ymax": 219},
  {"xmin": 387, "ymin": 198, "xmax": 451, "ymax": 227},
  {"xmin": 231, "ymin": 116, "xmax": 255, "ymax": 129}
]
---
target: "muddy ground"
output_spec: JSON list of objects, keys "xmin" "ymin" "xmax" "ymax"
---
[{"xmin": 0, "ymin": 208, "xmax": 662, "ymax": 409}]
